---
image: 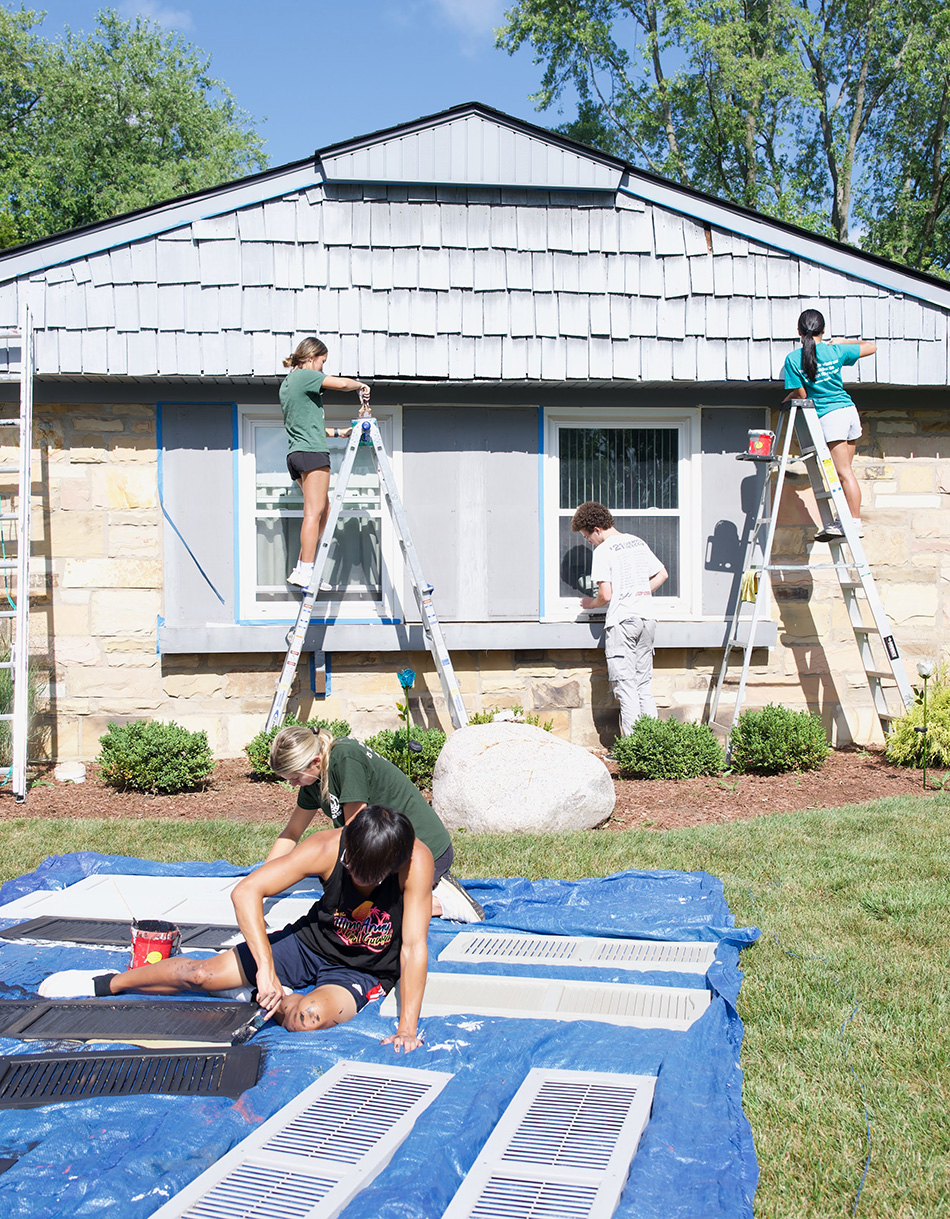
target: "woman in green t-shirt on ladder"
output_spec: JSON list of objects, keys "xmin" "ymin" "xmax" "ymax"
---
[
  {"xmin": 280, "ymin": 337, "xmax": 372, "ymax": 588},
  {"xmin": 782, "ymin": 308, "xmax": 876, "ymax": 542}
]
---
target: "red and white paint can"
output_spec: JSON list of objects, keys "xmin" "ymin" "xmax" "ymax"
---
[
  {"xmin": 129, "ymin": 919, "xmax": 180, "ymax": 969},
  {"xmin": 747, "ymin": 429, "xmax": 775, "ymax": 456}
]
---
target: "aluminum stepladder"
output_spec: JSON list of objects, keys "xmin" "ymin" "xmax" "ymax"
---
[
  {"xmin": 265, "ymin": 416, "xmax": 468, "ymax": 731},
  {"xmin": 709, "ymin": 397, "xmax": 914, "ymax": 742},
  {"xmin": 0, "ymin": 307, "xmax": 35, "ymax": 801}
]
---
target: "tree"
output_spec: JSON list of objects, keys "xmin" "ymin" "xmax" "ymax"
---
[
  {"xmin": 497, "ymin": 0, "xmax": 945, "ymax": 267},
  {"xmin": 0, "ymin": 6, "xmax": 267, "ymax": 248}
]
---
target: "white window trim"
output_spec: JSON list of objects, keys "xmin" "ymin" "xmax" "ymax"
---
[
  {"xmin": 236, "ymin": 404, "xmax": 403, "ymax": 623},
  {"xmin": 542, "ymin": 406, "xmax": 701, "ymax": 621}
]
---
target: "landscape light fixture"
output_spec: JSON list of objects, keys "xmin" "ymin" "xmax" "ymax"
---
[{"xmin": 915, "ymin": 661, "xmax": 934, "ymax": 788}]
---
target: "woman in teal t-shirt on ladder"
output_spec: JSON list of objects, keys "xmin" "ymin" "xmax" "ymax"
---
[
  {"xmin": 280, "ymin": 337, "xmax": 371, "ymax": 588},
  {"xmin": 782, "ymin": 308, "xmax": 876, "ymax": 542}
]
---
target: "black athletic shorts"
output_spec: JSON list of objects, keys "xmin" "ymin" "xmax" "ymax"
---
[
  {"xmin": 235, "ymin": 924, "xmax": 384, "ymax": 1010},
  {"xmin": 287, "ymin": 450, "xmax": 331, "ymax": 480}
]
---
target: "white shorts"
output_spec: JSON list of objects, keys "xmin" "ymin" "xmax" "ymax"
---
[{"xmin": 820, "ymin": 404, "xmax": 862, "ymax": 444}]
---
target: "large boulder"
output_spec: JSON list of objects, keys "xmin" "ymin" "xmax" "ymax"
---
[{"xmin": 432, "ymin": 722, "xmax": 615, "ymax": 833}]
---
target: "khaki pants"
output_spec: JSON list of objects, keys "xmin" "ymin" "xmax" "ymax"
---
[{"xmin": 605, "ymin": 616, "xmax": 657, "ymax": 736}]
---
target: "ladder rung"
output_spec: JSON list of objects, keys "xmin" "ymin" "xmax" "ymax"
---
[
  {"xmin": 0, "ymin": 420, "xmax": 20, "ymax": 428},
  {"xmin": 866, "ymin": 669, "xmax": 898, "ymax": 682},
  {"xmin": 0, "ymin": 610, "xmax": 16, "ymax": 618},
  {"xmin": 0, "ymin": 465, "xmax": 19, "ymax": 474},
  {"xmin": 0, "ymin": 513, "xmax": 18, "ymax": 521}
]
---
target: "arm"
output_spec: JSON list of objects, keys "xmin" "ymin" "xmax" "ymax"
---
[
  {"xmin": 266, "ymin": 804, "xmax": 317, "ymax": 862},
  {"xmin": 581, "ymin": 580, "xmax": 611, "ymax": 610},
  {"xmin": 232, "ymin": 832, "xmax": 340, "ymax": 1016},
  {"xmin": 650, "ymin": 565, "xmax": 669, "ymax": 592},
  {"xmin": 825, "ymin": 338, "xmax": 877, "ymax": 357},
  {"xmin": 381, "ymin": 842, "xmax": 434, "ymax": 1053}
]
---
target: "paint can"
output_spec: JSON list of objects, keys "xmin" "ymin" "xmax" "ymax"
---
[
  {"xmin": 747, "ymin": 429, "xmax": 775, "ymax": 457},
  {"xmin": 129, "ymin": 919, "xmax": 180, "ymax": 969}
]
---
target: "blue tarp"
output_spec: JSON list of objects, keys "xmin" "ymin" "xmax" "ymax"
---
[{"xmin": 0, "ymin": 853, "xmax": 760, "ymax": 1218}]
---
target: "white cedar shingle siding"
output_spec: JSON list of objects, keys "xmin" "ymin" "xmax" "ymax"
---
[{"xmin": 2, "ymin": 183, "xmax": 949, "ymax": 384}]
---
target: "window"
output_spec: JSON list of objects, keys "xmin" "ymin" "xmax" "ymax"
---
[
  {"xmin": 543, "ymin": 408, "xmax": 699, "ymax": 619},
  {"xmin": 236, "ymin": 406, "xmax": 400, "ymax": 621}
]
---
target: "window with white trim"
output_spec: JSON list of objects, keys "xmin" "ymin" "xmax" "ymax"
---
[
  {"xmin": 236, "ymin": 406, "xmax": 400, "ymax": 621},
  {"xmin": 544, "ymin": 408, "xmax": 699, "ymax": 619}
]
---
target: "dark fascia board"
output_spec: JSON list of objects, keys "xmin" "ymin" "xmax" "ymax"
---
[
  {"xmin": 0, "ymin": 155, "xmax": 317, "ymax": 266},
  {"xmin": 1, "ymin": 99, "xmax": 950, "ymax": 305}
]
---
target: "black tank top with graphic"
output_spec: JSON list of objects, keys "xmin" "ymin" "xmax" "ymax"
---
[{"xmin": 293, "ymin": 843, "xmax": 404, "ymax": 991}]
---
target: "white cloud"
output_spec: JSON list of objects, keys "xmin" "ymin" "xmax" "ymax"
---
[
  {"xmin": 118, "ymin": 2, "xmax": 195, "ymax": 31},
  {"xmin": 428, "ymin": 0, "xmax": 507, "ymax": 55}
]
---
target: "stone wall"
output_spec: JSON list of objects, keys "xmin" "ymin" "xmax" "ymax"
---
[{"xmin": 5, "ymin": 402, "xmax": 946, "ymax": 760}]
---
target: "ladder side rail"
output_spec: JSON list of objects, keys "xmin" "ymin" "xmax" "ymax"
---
[
  {"xmin": 710, "ymin": 403, "xmax": 798, "ymax": 731},
  {"xmin": 367, "ymin": 422, "xmax": 468, "ymax": 729},
  {"xmin": 796, "ymin": 405, "xmax": 915, "ymax": 712},
  {"xmin": 708, "ymin": 462, "xmax": 772, "ymax": 723},
  {"xmin": 11, "ymin": 306, "xmax": 33, "ymax": 801},
  {"xmin": 263, "ymin": 427, "xmax": 364, "ymax": 731}
]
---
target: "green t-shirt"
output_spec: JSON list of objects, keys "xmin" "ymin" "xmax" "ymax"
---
[
  {"xmin": 782, "ymin": 343, "xmax": 861, "ymax": 417},
  {"xmin": 279, "ymin": 367, "xmax": 327, "ymax": 452},
  {"xmin": 296, "ymin": 738, "xmax": 452, "ymax": 861}
]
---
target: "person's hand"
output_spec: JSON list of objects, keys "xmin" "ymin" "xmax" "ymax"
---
[
  {"xmin": 357, "ymin": 384, "xmax": 371, "ymax": 416},
  {"xmin": 580, "ymin": 596, "xmax": 596, "ymax": 609},
  {"xmin": 254, "ymin": 965, "xmax": 284, "ymax": 1016},
  {"xmin": 338, "ymin": 426, "xmax": 353, "ymax": 439},
  {"xmin": 381, "ymin": 1029, "xmax": 424, "ymax": 1053}
]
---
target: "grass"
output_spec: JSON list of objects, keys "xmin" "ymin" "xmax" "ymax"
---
[{"xmin": 2, "ymin": 794, "xmax": 948, "ymax": 1218}]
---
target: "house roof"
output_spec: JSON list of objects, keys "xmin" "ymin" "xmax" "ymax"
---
[{"xmin": 2, "ymin": 101, "xmax": 949, "ymax": 310}]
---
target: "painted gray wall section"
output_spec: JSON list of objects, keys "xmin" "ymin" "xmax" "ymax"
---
[
  {"xmin": 701, "ymin": 407, "xmax": 769, "ymax": 616},
  {"xmin": 160, "ymin": 402, "xmax": 235, "ymax": 627},
  {"xmin": 322, "ymin": 112, "xmax": 624, "ymax": 192},
  {"xmin": 401, "ymin": 406, "xmax": 539, "ymax": 621}
]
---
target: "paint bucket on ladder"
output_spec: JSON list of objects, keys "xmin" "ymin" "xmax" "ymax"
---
[
  {"xmin": 747, "ymin": 429, "xmax": 775, "ymax": 456},
  {"xmin": 129, "ymin": 919, "xmax": 180, "ymax": 969}
]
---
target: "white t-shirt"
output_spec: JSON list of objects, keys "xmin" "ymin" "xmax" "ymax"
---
[{"xmin": 590, "ymin": 532, "xmax": 664, "ymax": 628}]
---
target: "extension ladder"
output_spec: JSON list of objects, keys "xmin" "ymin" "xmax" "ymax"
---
[
  {"xmin": 0, "ymin": 307, "xmax": 35, "ymax": 801},
  {"xmin": 265, "ymin": 416, "xmax": 468, "ymax": 731},
  {"xmin": 709, "ymin": 398, "xmax": 914, "ymax": 741}
]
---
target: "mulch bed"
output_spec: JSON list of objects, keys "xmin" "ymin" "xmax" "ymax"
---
[{"xmin": 3, "ymin": 748, "xmax": 939, "ymax": 832}]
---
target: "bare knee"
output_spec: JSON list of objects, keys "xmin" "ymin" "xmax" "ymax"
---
[{"xmin": 173, "ymin": 956, "xmax": 223, "ymax": 992}]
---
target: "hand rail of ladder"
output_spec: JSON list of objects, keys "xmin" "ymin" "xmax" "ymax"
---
[{"xmin": 265, "ymin": 417, "xmax": 468, "ymax": 732}]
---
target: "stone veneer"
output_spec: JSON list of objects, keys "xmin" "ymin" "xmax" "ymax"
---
[{"xmin": 3, "ymin": 403, "xmax": 947, "ymax": 760}]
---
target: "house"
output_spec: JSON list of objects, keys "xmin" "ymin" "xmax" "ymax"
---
[{"xmin": 0, "ymin": 102, "xmax": 946, "ymax": 759}]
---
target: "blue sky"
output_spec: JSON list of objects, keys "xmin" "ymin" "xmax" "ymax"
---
[{"xmin": 28, "ymin": 0, "xmax": 570, "ymax": 168}]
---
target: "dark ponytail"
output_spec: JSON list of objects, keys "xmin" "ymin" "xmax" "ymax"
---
[{"xmin": 798, "ymin": 309, "xmax": 824, "ymax": 381}]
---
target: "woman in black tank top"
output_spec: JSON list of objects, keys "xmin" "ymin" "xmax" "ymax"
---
[{"xmin": 42, "ymin": 805, "xmax": 435, "ymax": 1054}]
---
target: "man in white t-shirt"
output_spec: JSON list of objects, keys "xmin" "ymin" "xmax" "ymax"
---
[{"xmin": 571, "ymin": 500, "xmax": 668, "ymax": 736}]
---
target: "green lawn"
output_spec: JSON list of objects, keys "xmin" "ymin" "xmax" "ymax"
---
[{"xmin": 1, "ymin": 794, "xmax": 947, "ymax": 1219}]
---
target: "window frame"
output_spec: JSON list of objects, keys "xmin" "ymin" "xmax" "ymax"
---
[
  {"xmin": 235, "ymin": 403, "xmax": 403, "ymax": 623},
  {"xmin": 541, "ymin": 406, "xmax": 701, "ymax": 621}
]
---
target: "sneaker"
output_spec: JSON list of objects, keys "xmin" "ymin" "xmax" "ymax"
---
[
  {"xmin": 38, "ymin": 969, "xmax": 117, "ymax": 998},
  {"xmin": 853, "ymin": 521, "xmax": 865, "ymax": 538},
  {"xmin": 210, "ymin": 985, "xmax": 254, "ymax": 1002},
  {"xmin": 433, "ymin": 874, "xmax": 485, "ymax": 923},
  {"xmin": 814, "ymin": 523, "xmax": 845, "ymax": 542},
  {"xmin": 286, "ymin": 564, "xmax": 312, "ymax": 588}
]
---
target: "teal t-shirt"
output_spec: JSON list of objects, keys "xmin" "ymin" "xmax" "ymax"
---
[
  {"xmin": 296, "ymin": 738, "xmax": 452, "ymax": 861},
  {"xmin": 782, "ymin": 343, "xmax": 861, "ymax": 417},
  {"xmin": 279, "ymin": 368, "xmax": 327, "ymax": 452}
]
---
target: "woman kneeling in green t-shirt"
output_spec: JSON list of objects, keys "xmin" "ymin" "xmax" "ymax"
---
[{"xmin": 269, "ymin": 725, "xmax": 483, "ymax": 924}]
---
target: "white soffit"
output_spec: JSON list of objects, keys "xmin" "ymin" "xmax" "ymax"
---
[
  {"xmin": 442, "ymin": 1068, "xmax": 656, "ymax": 1219},
  {"xmin": 439, "ymin": 931, "xmax": 717, "ymax": 975},
  {"xmin": 380, "ymin": 972, "xmax": 710, "ymax": 1031},
  {"xmin": 150, "ymin": 1059, "xmax": 453, "ymax": 1219},
  {"xmin": 321, "ymin": 112, "xmax": 623, "ymax": 192}
]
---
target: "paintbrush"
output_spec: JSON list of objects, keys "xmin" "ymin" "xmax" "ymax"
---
[{"xmin": 231, "ymin": 1006, "xmax": 272, "ymax": 1045}]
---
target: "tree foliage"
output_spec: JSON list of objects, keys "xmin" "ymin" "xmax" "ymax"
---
[
  {"xmin": 0, "ymin": 6, "xmax": 267, "ymax": 248},
  {"xmin": 497, "ymin": 0, "xmax": 950, "ymax": 270}
]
